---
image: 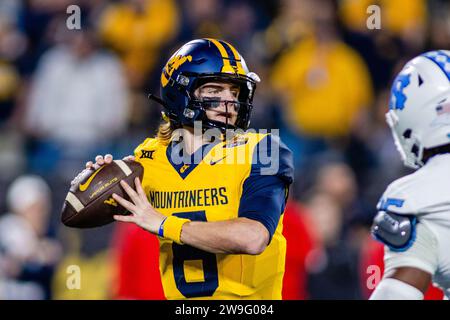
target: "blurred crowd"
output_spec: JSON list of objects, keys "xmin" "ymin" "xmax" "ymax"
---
[{"xmin": 0, "ymin": 0, "xmax": 449, "ymax": 299}]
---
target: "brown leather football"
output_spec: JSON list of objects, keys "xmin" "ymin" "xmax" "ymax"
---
[{"xmin": 61, "ymin": 159, "xmax": 144, "ymax": 228}]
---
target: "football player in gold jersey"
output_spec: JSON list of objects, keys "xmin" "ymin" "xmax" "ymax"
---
[{"xmin": 84, "ymin": 39, "xmax": 294, "ymax": 299}]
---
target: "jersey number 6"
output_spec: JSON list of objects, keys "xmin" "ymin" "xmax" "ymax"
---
[{"xmin": 172, "ymin": 210, "xmax": 219, "ymax": 298}]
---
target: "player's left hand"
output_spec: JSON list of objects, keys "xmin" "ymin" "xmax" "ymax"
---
[{"xmin": 112, "ymin": 177, "xmax": 166, "ymax": 234}]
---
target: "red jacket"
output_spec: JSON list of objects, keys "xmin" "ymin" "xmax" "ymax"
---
[
  {"xmin": 281, "ymin": 201, "xmax": 317, "ymax": 300},
  {"xmin": 112, "ymin": 223, "xmax": 165, "ymax": 299}
]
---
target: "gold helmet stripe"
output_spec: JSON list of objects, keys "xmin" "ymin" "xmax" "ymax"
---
[
  {"xmin": 220, "ymin": 40, "xmax": 246, "ymax": 75},
  {"xmin": 206, "ymin": 38, "xmax": 237, "ymax": 74}
]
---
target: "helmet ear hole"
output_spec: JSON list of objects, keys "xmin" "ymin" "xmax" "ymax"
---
[
  {"xmin": 403, "ymin": 129, "xmax": 412, "ymax": 139},
  {"xmin": 418, "ymin": 74, "xmax": 423, "ymax": 86},
  {"xmin": 411, "ymin": 144, "xmax": 419, "ymax": 157}
]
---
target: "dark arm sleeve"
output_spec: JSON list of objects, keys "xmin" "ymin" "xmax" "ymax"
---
[{"xmin": 238, "ymin": 134, "xmax": 294, "ymax": 243}]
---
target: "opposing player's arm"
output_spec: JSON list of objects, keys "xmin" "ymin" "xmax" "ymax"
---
[
  {"xmin": 371, "ymin": 209, "xmax": 432, "ymax": 296},
  {"xmin": 370, "ymin": 189, "xmax": 435, "ymax": 299}
]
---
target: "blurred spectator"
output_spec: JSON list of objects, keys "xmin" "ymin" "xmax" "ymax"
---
[
  {"xmin": 271, "ymin": 0, "xmax": 373, "ymax": 167},
  {"xmin": 314, "ymin": 160, "xmax": 373, "ymax": 228},
  {"xmin": 22, "ymin": 25, "xmax": 129, "ymax": 179},
  {"xmin": 339, "ymin": 0, "xmax": 427, "ymax": 52},
  {"xmin": 17, "ymin": 0, "xmax": 77, "ymax": 75},
  {"xmin": 0, "ymin": 11, "xmax": 25, "ymax": 124},
  {"xmin": 354, "ymin": 88, "xmax": 408, "ymax": 205},
  {"xmin": 256, "ymin": 0, "xmax": 312, "ymax": 61},
  {"xmin": 0, "ymin": 62, "xmax": 20, "ymax": 123},
  {"xmin": 297, "ymin": 155, "xmax": 376, "ymax": 235},
  {"xmin": 178, "ymin": 0, "xmax": 223, "ymax": 42},
  {"xmin": 51, "ymin": 215, "xmax": 117, "ymax": 299},
  {"xmin": 427, "ymin": 0, "xmax": 450, "ymax": 50},
  {"xmin": 0, "ymin": 3, "xmax": 29, "ymax": 183},
  {"xmin": 0, "ymin": 129, "xmax": 26, "ymax": 183},
  {"xmin": 339, "ymin": 0, "xmax": 427, "ymax": 91},
  {"xmin": 0, "ymin": 2, "xmax": 27, "ymax": 62},
  {"xmin": 0, "ymin": 175, "xmax": 62, "ymax": 299},
  {"xmin": 99, "ymin": 0, "xmax": 180, "ymax": 88},
  {"xmin": 304, "ymin": 192, "xmax": 362, "ymax": 299},
  {"xmin": 51, "ymin": 237, "xmax": 114, "ymax": 300},
  {"xmin": 315, "ymin": 162, "xmax": 356, "ymax": 212},
  {"xmin": 0, "ymin": 0, "xmax": 22, "ymax": 25},
  {"xmin": 221, "ymin": 1, "xmax": 256, "ymax": 55}
]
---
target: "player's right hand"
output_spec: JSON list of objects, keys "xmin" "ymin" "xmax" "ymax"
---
[
  {"xmin": 71, "ymin": 154, "xmax": 135, "ymax": 186},
  {"xmin": 86, "ymin": 154, "xmax": 136, "ymax": 170},
  {"xmin": 85, "ymin": 154, "xmax": 114, "ymax": 171}
]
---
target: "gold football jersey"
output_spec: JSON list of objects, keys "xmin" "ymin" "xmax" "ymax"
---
[{"xmin": 133, "ymin": 132, "xmax": 292, "ymax": 299}]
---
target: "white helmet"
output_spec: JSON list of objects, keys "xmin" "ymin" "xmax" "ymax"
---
[{"xmin": 386, "ymin": 50, "xmax": 450, "ymax": 169}]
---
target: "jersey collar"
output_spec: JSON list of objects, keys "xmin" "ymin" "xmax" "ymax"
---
[{"xmin": 166, "ymin": 139, "xmax": 219, "ymax": 179}]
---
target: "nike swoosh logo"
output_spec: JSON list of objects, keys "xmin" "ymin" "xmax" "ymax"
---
[
  {"xmin": 210, "ymin": 156, "xmax": 227, "ymax": 165},
  {"xmin": 79, "ymin": 166, "xmax": 105, "ymax": 192}
]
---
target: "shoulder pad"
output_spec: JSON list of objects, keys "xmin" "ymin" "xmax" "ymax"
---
[{"xmin": 371, "ymin": 211, "xmax": 417, "ymax": 252}]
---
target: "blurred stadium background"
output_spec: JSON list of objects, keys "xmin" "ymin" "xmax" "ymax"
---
[{"xmin": 0, "ymin": 0, "xmax": 448, "ymax": 300}]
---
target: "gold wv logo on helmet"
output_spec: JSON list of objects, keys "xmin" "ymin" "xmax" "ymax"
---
[{"xmin": 161, "ymin": 55, "xmax": 192, "ymax": 87}]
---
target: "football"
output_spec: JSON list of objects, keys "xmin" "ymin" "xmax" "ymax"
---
[{"xmin": 61, "ymin": 159, "xmax": 144, "ymax": 228}]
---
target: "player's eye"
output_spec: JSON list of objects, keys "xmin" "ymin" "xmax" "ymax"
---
[{"xmin": 206, "ymin": 88, "xmax": 221, "ymax": 95}]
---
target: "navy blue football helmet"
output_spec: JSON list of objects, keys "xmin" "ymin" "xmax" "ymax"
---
[{"xmin": 151, "ymin": 38, "xmax": 259, "ymax": 131}]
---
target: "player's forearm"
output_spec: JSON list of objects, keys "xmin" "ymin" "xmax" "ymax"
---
[{"xmin": 180, "ymin": 218, "xmax": 269, "ymax": 255}]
